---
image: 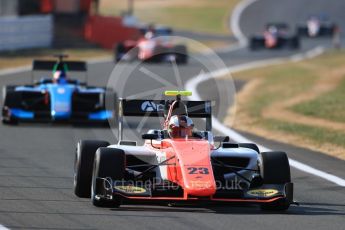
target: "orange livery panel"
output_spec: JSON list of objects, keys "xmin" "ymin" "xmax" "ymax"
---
[{"xmin": 164, "ymin": 139, "xmax": 216, "ymax": 197}]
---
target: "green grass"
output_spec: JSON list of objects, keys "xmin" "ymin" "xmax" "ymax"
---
[
  {"xmin": 292, "ymin": 77, "xmax": 345, "ymax": 123},
  {"xmin": 242, "ymin": 65, "xmax": 317, "ymax": 118},
  {"xmin": 99, "ymin": 0, "xmax": 238, "ymax": 35},
  {"xmin": 263, "ymin": 119, "xmax": 345, "ymax": 148},
  {"xmin": 138, "ymin": 7, "xmax": 230, "ymax": 34},
  {"xmin": 231, "ymin": 50, "xmax": 345, "ymax": 154}
]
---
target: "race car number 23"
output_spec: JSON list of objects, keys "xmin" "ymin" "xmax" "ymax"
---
[{"xmin": 187, "ymin": 167, "xmax": 209, "ymax": 175}]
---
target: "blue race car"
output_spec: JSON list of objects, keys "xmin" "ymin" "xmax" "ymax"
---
[{"xmin": 2, "ymin": 55, "xmax": 116, "ymax": 125}]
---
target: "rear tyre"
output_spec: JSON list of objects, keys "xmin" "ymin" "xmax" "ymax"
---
[
  {"xmin": 259, "ymin": 151, "xmax": 291, "ymax": 211},
  {"xmin": 115, "ymin": 43, "xmax": 125, "ymax": 62},
  {"xmin": 175, "ymin": 45, "xmax": 188, "ymax": 64},
  {"xmin": 74, "ymin": 140, "xmax": 110, "ymax": 198},
  {"xmin": 320, "ymin": 25, "xmax": 336, "ymax": 36},
  {"xmin": 289, "ymin": 36, "xmax": 300, "ymax": 49},
  {"xmin": 249, "ymin": 37, "xmax": 263, "ymax": 50},
  {"xmin": 91, "ymin": 147, "xmax": 125, "ymax": 207},
  {"xmin": 2, "ymin": 87, "xmax": 20, "ymax": 125}
]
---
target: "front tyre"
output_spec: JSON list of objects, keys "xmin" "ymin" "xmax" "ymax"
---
[
  {"xmin": 91, "ymin": 147, "xmax": 125, "ymax": 207},
  {"xmin": 74, "ymin": 140, "xmax": 110, "ymax": 198},
  {"xmin": 259, "ymin": 151, "xmax": 292, "ymax": 211}
]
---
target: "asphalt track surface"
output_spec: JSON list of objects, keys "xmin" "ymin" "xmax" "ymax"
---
[{"xmin": 0, "ymin": 0, "xmax": 345, "ymax": 229}]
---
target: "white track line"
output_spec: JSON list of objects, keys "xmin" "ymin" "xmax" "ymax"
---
[
  {"xmin": 0, "ymin": 224, "xmax": 10, "ymax": 230},
  {"xmin": 186, "ymin": 0, "xmax": 345, "ymax": 187},
  {"xmin": 231, "ymin": 0, "xmax": 258, "ymax": 46},
  {"xmin": 1, "ymin": 0, "xmax": 343, "ymax": 186},
  {"xmin": 186, "ymin": 45, "xmax": 345, "ymax": 187},
  {"xmin": 204, "ymin": 0, "xmax": 258, "ymax": 54},
  {"xmin": 0, "ymin": 66, "xmax": 31, "ymax": 77}
]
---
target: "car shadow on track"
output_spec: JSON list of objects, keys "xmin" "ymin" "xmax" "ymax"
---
[{"xmin": 109, "ymin": 202, "xmax": 345, "ymax": 216}]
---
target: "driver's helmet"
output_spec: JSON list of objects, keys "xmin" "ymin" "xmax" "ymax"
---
[
  {"xmin": 144, "ymin": 31, "xmax": 154, "ymax": 39},
  {"xmin": 53, "ymin": 70, "xmax": 67, "ymax": 83},
  {"xmin": 268, "ymin": 26, "xmax": 278, "ymax": 34},
  {"xmin": 168, "ymin": 115, "xmax": 194, "ymax": 138}
]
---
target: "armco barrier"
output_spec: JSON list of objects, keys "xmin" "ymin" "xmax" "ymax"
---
[
  {"xmin": 0, "ymin": 15, "xmax": 53, "ymax": 51},
  {"xmin": 84, "ymin": 16, "xmax": 140, "ymax": 49}
]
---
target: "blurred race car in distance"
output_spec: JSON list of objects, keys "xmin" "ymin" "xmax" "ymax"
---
[
  {"xmin": 297, "ymin": 15, "xmax": 337, "ymax": 37},
  {"xmin": 114, "ymin": 25, "xmax": 188, "ymax": 64},
  {"xmin": 250, "ymin": 23, "xmax": 300, "ymax": 50},
  {"xmin": 2, "ymin": 55, "xmax": 116, "ymax": 125},
  {"xmin": 138, "ymin": 24, "xmax": 173, "ymax": 36},
  {"xmin": 74, "ymin": 90, "xmax": 294, "ymax": 211}
]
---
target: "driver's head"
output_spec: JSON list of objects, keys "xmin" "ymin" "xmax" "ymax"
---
[
  {"xmin": 268, "ymin": 26, "xmax": 278, "ymax": 34},
  {"xmin": 145, "ymin": 31, "xmax": 154, "ymax": 39},
  {"xmin": 168, "ymin": 115, "xmax": 194, "ymax": 138},
  {"xmin": 53, "ymin": 70, "xmax": 67, "ymax": 83}
]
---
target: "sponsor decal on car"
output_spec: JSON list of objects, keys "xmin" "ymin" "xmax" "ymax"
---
[
  {"xmin": 114, "ymin": 185, "xmax": 147, "ymax": 194},
  {"xmin": 247, "ymin": 189, "xmax": 279, "ymax": 197},
  {"xmin": 141, "ymin": 101, "xmax": 164, "ymax": 112},
  {"xmin": 57, "ymin": 87, "xmax": 66, "ymax": 94},
  {"xmin": 141, "ymin": 101, "xmax": 157, "ymax": 112},
  {"xmin": 190, "ymin": 181, "xmax": 213, "ymax": 189}
]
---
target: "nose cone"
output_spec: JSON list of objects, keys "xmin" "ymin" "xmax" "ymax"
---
[
  {"xmin": 183, "ymin": 166, "xmax": 216, "ymax": 197},
  {"xmin": 48, "ymin": 85, "xmax": 74, "ymax": 119},
  {"xmin": 170, "ymin": 140, "xmax": 217, "ymax": 197}
]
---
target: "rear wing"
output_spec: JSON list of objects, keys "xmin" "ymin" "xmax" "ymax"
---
[
  {"xmin": 139, "ymin": 27, "xmax": 173, "ymax": 36},
  {"xmin": 32, "ymin": 60, "xmax": 87, "ymax": 72},
  {"xmin": 265, "ymin": 23, "xmax": 289, "ymax": 30},
  {"xmin": 31, "ymin": 60, "xmax": 88, "ymax": 83},
  {"xmin": 118, "ymin": 99, "xmax": 212, "ymax": 141}
]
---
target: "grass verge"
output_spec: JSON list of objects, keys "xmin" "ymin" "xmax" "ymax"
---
[
  {"xmin": 225, "ymin": 50, "xmax": 345, "ymax": 160},
  {"xmin": 292, "ymin": 78, "xmax": 345, "ymax": 123},
  {"xmin": 99, "ymin": 0, "xmax": 239, "ymax": 35}
]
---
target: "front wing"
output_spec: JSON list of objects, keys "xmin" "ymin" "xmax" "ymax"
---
[
  {"xmin": 3, "ymin": 107, "xmax": 112, "ymax": 123},
  {"xmin": 94, "ymin": 177, "xmax": 293, "ymax": 205}
]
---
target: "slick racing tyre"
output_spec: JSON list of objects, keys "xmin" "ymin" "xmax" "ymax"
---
[
  {"xmin": 174, "ymin": 45, "xmax": 188, "ymax": 64},
  {"xmin": 249, "ymin": 37, "xmax": 264, "ymax": 50},
  {"xmin": 259, "ymin": 151, "xmax": 291, "ymax": 211},
  {"xmin": 2, "ymin": 86, "xmax": 20, "ymax": 125},
  {"xmin": 74, "ymin": 140, "xmax": 110, "ymax": 198},
  {"xmin": 289, "ymin": 36, "xmax": 300, "ymax": 49},
  {"xmin": 91, "ymin": 147, "xmax": 125, "ymax": 207},
  {"xmin": 115, "ymin": 43, "xmax": 125, "ymax": 62}
]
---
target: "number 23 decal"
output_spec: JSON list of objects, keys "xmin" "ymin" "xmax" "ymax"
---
[{"xmin": 187, "ymin": 167, "xmax": 209, "ymax": 174}]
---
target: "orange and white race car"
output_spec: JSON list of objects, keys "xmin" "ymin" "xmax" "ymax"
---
[
  {"xmin": 250, "ymin": 23, "xmax": 300, "ymax": 50},
  {"xmin": 114, "ymin": 26, "xmax": 188, "ymax": 64},
  {"xmin": 297, "ymin": 15, "xmax": 337, "ymax": 37},
  {"xmin": 73, "ymin": 91, "xmax": 294, "ymax": 211}
]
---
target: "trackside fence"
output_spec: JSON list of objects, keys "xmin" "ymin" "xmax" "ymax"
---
[{"xmin": 0, "ymin": 15, "xmax": 53, "ymax": 51}]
